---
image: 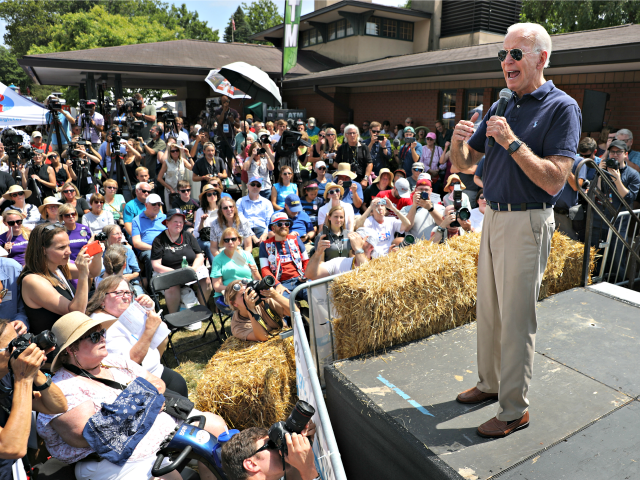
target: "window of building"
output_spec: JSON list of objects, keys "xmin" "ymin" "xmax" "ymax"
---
[
  {"xmin": 439, "ymin": 90, "xmax": 457, "ymax": 129},
  {"xmin": 366, "ymin": 17, "xmax": 381, "ymax": 35},
  {"xmin": 327, "ymin": 18, "xmax": 354, "ymax": 42},
  {"xmin": 302, "ymin": 28, "xmax": 324, "ymax": 48},
  {"xmin": 464, "ymin": 89, "xmax": 484, "ymax": 122},
  {"xmin": 364, "ymin": 16, "xmax": 413, "ymax": 41}
]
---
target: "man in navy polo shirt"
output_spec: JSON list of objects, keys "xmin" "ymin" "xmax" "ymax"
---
[
  {"xmin": 451, "ymin": 22, "xmax": 581, "ymax": 438},
  {"xmin": 132, "ymin": 193, "xmax": 167, "ymax": 287},
  {"xmin": 123, "ymin": 182, "xmax": 151, "ymax": 236}
]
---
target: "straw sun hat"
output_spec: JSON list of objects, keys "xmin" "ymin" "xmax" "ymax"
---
[
  {"xmin": 38, "ymin": 197, "xmax": 63, "ymax": 216},
  {"xmin": 2, "ymin": 185, "xmax": 31, "ymax": 201},
  {"xmin": 51, "ymin": 312, "xmax": 117, "ymax": 373}
]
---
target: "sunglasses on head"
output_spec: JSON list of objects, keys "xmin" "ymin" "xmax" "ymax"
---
[
  {"xmin": 328, "ymin": 189, "xmax": 340, "ymax": 195},
  {"xmin": 10, "ymin": 192, "xmax": 24, "ymax": 198},
  {"xmin": 211, "ymin": 183, "xmax": 221, "ymax": 188},
  {"xmin": 223, "ymin": 237, "xmax": 238, "ymax": 243},
  {"xmin": 6, "ymin": 219, "xmax": 22, "ymax": 226},
  {"xmin": 81, "ymin": 328, "xmax": 107, "ymax": 344},
  {"xmin": 63, "ymin": 213, "xmax": 77, "ymax": 218},
  {"xmin": 497, "ymin": 48, "xmax": 531, "ymax": 62},
  {"xmin": 44, "ymin": 222, "xmax": 65, "ymax": 232},
  {"xmin": 275, "ymin": 221, "xmax": 292, "ymax": 228},
  {"xmin": 180, "ymin": 189, "xmax": 191, "ymax": 193}
]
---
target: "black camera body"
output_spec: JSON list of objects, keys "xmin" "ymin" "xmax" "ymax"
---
[
  {"xmin": 260, "ymin": 134, "xmax": 270, "ymax": 144},
  {"xmin": 122, "ymin": 98, "xmax": 143, "ymax": 116},
  {"xmin": 245, "ymin": 276, "xmax": 276, "ymax": 305},
  {"xmin": 606, "ymin": 158, "xmax": 620, "ymax": 170},
  {"xmin": 8, "ymin": 331, "xmax": 57, "ymax": 359},
  {"xmin": 79, "ymin": 99, "xmax": 96, "ymax": 115},
  {"xmin": 267, "ymin": 400, "xmax": 315, "ymax": 457},
  {"xmin": 1, "ymin": 129, "xmax": 22, "ymax": 158},
  {"xmin": 404, "ymin": 137, "xmax": 416, "ymax": 144},
  {"xmin": 95, "ymin": 231, "xmax": 108, "ymax": 242},
  {"xmin": 47, "ymin": 96, "xmax": 65, "ymax": 112},
  {"xmin": 420, "ymin": 191, "xmax": 430, "ymax": 201},
  {"xmin": 275, "ymin": 131, "xmax": 311, "ymax": 156},
  {"xmin": 451, "ymin": 185, "xmax": 471, "ymax": 228}
]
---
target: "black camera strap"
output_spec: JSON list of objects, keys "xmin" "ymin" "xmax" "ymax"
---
[{"xmin": 62, "ymin": 363, "xmax": 128, "ymax": 391}]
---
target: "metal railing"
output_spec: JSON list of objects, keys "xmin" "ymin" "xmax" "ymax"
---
[
  {"xmin": 576, "ymin": 158, "xmax": 640, "ymax": 288},
  {"xmin": 290, "ymin": 280, "xmax": 347, "ymax": 480},
  {"xmin": 593, "ymin": 209, "xmax": 640, "ymax": 286}
]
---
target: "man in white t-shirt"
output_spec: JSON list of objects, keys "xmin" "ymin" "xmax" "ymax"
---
[
  {"xmin": 306, "ymin": 228, "xmax": 377, "ymax": 280},
  {"xmin": 401, "ymin": 177, "xmax": 445, "ymax": 240},
  {"xmin": 355, "ymin": 197, "xmax": 411, "ymax": 256}
]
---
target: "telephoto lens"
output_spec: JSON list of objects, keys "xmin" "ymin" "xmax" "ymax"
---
[
  {"xmin": 284, "ymin": 400, "xmax": 315, "ymax": 434},
  {"xmin": 398, "ymin": 234, "xmax": 416, "ymax": 248}
]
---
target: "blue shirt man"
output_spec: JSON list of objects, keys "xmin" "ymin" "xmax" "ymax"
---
[
  {"xmin": 363, "ymin": 136, "xmax": 392, "ymax": 175},
  {"xmin": 342, "ymin": 182, "xmax": 364, "ymax": 208},
  {"xmin": 132, "ymin": 209, "xmax": 167, "ymax": 245},
  {"xmin": 237, "ymin": 177, "xmax": 274, "ymax": 237},
  {"xmin": 0, "ymin": 258, "xmax": 28, "ymax": 331},
  {"xmin": 306, "ymin": 118, "xmax": 320, "ymax": 137},
  {"xmin": 45, "ymin": 110, "xmax": 72, "ymax": 148},
  {"xmin": 397, "ymin": 127, "xmax": 423, "ymax": 174},
  {"xmin": 284, "ymin": 194, "xmax": 315, "ymax": 242},
  {"xmin": 555, "ymin": 156, "xmax": 588, "ymax": 210}
]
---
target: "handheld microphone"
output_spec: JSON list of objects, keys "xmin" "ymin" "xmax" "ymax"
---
[{"xmin": 488, "ymin": 88, "xmax": 512, "ymax": 147}]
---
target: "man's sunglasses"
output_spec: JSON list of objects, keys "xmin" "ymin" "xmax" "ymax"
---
[
  {"xmin": 371, "ymin": 130, "xmax": 380, "ymax": 134},
  {"xmin": 328, "ymin": 189, "xmax": 341, "ymax": 196},
  {"xmin": 275, "ymin": 221, "xmax": 292, "ymax": 228},
  {"xmin": 81, "ymin": 328, "xmax": 107, "ymax": 344},
  {"xmin": 249, "ymin": 440, "xmax": 277, "ymax": 458},
  {"xmin": 6, "ymin": 220, "xmax": 23, "ymax": 226},
  {"xmin": 223, "ymin": 237, "xmax": 238, "ymax": 243},
  {"xmin": 141, "ymin": 190, "xmax": 151, "ymax": 194},
  {"xmin": 497, "ymin": 48, "xmax": 531, "ymax": 62},
  {"xmin": 317, "ymin": 167, "xmax": 326, "ymax": 171},
  {"xmin": 180, "ymin": 189, "xmax": 191, "ymax": 193},
  {"xmin": 150, "ymin": 202, "xmax": 162, "ymax": 207},
  {"xmin": 249, "ymin": 183, "xmax": 261, "ymax": 188},
  {"xmin": 413, "ymin": 168, "xmax": 424, "ymax": 172}
]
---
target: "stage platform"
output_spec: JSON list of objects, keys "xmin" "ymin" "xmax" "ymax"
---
[{"xmin": 325, "ymin": 284, "xmax": 640, "ymax": 480}]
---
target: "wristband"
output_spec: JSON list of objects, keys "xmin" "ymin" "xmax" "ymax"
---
[
  {"xmin": 428, "ymin": 206, "xmax": 434, "ymax": 212},
  {"xmin": 33, "ymin": 374, "xmax": 52, "ymax": 391},
  {"xmin": 437, "ymin": 226, "xmax": 446, "ymax": 233}
]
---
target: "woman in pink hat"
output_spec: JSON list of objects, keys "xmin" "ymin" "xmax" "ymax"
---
[{"xmin": 420, "ymin": 132, "xmax": 445, "ymax": 191}]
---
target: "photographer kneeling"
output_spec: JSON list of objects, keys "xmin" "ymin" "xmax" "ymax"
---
[
  {"xmin": 225, "ymin": 278, "xmax": 295, "ymax": 342},
  {"xmin": 430, "ymin": 204, "xmax": 472, "ymax": 243},
  {"xmin": 0, "ymin": 321, "xmax": 67, "ymax": 478},
  {"xmin": 221, "ymin": 422, "xmax": 318, "ymax": 480}
]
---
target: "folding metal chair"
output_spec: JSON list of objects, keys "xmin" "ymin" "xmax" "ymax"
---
[{"xmin": 150, "ymin": 268, "xmax": 223, "ymax": 365}]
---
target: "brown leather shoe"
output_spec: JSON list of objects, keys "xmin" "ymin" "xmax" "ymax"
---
[
  {"xmin": 477, "ymin": 411, "xmax": 530, "ymax": 438},
  {"xmin": 456, "ymin": 386, "xmax": 498, "ymax": 404}
]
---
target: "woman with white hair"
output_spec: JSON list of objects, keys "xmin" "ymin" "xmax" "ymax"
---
[{"xmin": 335, "ymin": 124, "xmax": 372, "ymax": 187}]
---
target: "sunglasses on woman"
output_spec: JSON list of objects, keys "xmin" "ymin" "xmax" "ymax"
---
[
  {"xmin": 249, "ymin": 183, "xmax": 261, "ymax": 188},
  {"xmin": 63, "ymin": 190, "xmax": 75, "ymax": 194},
  {"xmin": 63, "ymin": 213, "xmax": 77, "ymax": 218},
  {"xmin": 105, "ymin": 186, "xmax": 117, "ymax": 190},
  {"xmin": 6, "ymin": 220, "xmax": 22, "ymax": 226},
  {"xmin": 206, "ymin": 192, "xmax": 218, "ymax": 197},
  {"xmin": 497, "ymin": 48, "xmax": 532, "ymax": 62},
  {"xmin": 221, "ymin": 206, "xmax": 234, "ymax": 211},
  {"xmin": 211, "ymin": 183, "xmax": 221, "ymax": 188},
  {"xmin": 93, "ymin": 201, "xmax": 104, "ymax": 205},
  {"xmin": 81, "ymin": 328, "xmax": 107, "ymax": 344},
  {"xmin": 328, "ymin": 189, "xmax": 340, "ymax": 196},
  {"xmin": 10, "ymin": 192, "xmax": 24, "ymax": 198},
  {"xmin": 223, "ymin": 237, "xmax": 238, "ymax": 243},
  {"xmin": 107, "ymin": 290, "xmax": 133, "ymax": 299},
  {"xmin": 318, "ymin": 167, "xmax": 326, "ymax": 171},
  {"xmin": 326, "ymin": 133, "xmax": 336, "ymax": 137},
  {"xmin": 281, "ymin": 172, "xmax": 292, "ymax": 176}
]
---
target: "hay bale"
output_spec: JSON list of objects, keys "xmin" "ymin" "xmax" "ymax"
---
[
  {"xmin": 330, "ymin": 232, "xmax": 596, "ymax": 360},
  {"xmin": 195, "ymin": 335, "xmax": 296, "ymax": 430}
]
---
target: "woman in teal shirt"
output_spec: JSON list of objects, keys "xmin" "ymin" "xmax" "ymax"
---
[
  {"xmin": 210, "ymin": 226, "xmax": 262, "ymax": 311},
  {"xmin": 270, "ymin": 165, "xmax": 298, "ymax": 211}
]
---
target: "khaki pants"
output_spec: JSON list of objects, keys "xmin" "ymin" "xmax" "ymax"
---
[{"xmin": 476, "ymin": 206, "xmax": 555, "ymax": 421}]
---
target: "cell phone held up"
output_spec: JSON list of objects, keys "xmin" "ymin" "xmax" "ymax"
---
[{"xmin": 85, "ymin": 241, "xmax": 102, "ymax": 257}]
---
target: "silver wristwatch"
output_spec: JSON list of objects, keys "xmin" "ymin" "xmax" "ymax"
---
[{"xmin": 354, "ymin": 248, "xmax": 365, "ymax": 255}]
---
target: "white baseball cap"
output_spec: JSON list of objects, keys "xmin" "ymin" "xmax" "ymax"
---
[
  {"xmin": 418, "ymin": 172, "xmax": 432, "ymax": 181},
  {"xmin": 395, "ymin": 178, "xmax": 411, "ymax": 198},
  {"xmin": 356, "ymin": 228, "xmax": 379, "ymax": 247},
  {"xmin": 31, "ymin": 131, "xmax": 42, "ymax": 139},
  {"xmin": 146, "ymin": 193, "xmax": 163, "ymax": 204}
]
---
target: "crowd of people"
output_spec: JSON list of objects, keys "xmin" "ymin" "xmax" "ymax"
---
[{"xmin": 0, "ymin": 88, "xmax": 637, "ymax": 480}]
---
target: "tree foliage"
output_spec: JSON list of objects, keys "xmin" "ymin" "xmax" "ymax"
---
[
  {"xmin": 28, "ymin": 5, "xmax": 181, "ymax": 54},
  {"xmin": 241, "ymin": 0, "xmax": 284, "ymax": 44},
  {"xmin": 0, "ymin": 0, "xmax": 219, "ymax": 59},
  {"xmin": 0, "ymin": 46, "xmax": 31, "ymax": 91},
  {"xmin": 520, "ymin": 0, "xmax": 640, "ymax": 34},
  {"xmin": 223, "ymin": 6, "xmax": 253, "ymax": 44}
]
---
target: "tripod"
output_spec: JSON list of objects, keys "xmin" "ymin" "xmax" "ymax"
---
[{"xmin": 108, "ymin": 139, "xmax": 134, "ymax": 199}]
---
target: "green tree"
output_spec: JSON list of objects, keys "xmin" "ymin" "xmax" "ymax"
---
[
  {"xmin": 0, "ymin": 46, "xmax": 31, "ymax": 91},
  {"xmin": 521, "ymin": 0, "xmax": 640, "ymax": 34},
  {"xmin": 28, "ymin": 5, "xmax": 182, "ymax": 55},
  {"xmin": 223, "ymin": 6, "xmax": 253, "ymax": 43},
  {"xmin": 241, "ymin": 0, "xmax": 283, "ymax": 44}
]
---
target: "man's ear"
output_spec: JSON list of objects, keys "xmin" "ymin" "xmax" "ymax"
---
[{"xmin": 243, "ymin": 457, "xmax": 261, "ymax": 475}]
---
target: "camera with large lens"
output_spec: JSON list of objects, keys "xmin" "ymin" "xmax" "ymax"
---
[
  {"xmin": 79, "ymin": 99, "xmax": 96, "ymax": 115},
  {"xmin": 1, "ymin": 129, "xmax": 22, "ymax": 157},
  {"xmin": 451, "ymin": 184, "xmax": 471, "ymax": 228},
  {"xmin": 95, "ymin": 231, "xmax": 108, "ymax": 242},
  {"xmin": 606, "ymin": 158, "xmax": 620, "ymax": 170},
  {"xmin": 275, "ymin": 130, "xmax": 311, "ymax": 156},
  {"xmin": 109, "ymin": 128, "xmax": 122, "ymax": 146},
  {"xmin": 267, "ymin": 400, "xmax": 315, "ymax": 456},
  {"xmin": 260, "ymin": 133, "xmax": 270, "ymax": 144},
  {"xmin": 244, "ymin": 275, "xmax": 276, "ymax": 305},
  {"xmin": 47, "ymin": 94, "xmax": 65, "ymax": 112},
  {"xmin": 68, "ymin": 139, "xmax": 89, "ymax": 163},
  {"xmin": 122, "ymin": 98, "xmax": 142, "ymax": 116},
  {"xmin": 8, "ymin": 331, "xmax": 57, "ymax": 359}
]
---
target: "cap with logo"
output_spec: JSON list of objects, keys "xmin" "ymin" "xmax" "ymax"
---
[
  {"xmin": 285, "ymin": 194, "xmax": 303, "ymax": 213},
  {"xmin": 269, "ymin": 212, "xmax": 289, "ymax": 225},
  {"xmin": 395, "ymin": 178, "xmax": 412, "ymax": 198}
]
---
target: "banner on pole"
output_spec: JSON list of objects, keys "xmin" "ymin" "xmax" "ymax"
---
[{"xmin": 282, "ymin": 0, "xmax": 303, "ymax": 77}]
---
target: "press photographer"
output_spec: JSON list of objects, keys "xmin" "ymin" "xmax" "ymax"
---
[
  {"xmin": 214, "ymin": 95, "xmax": 241, "ymax": 168},
  {"xmin": 44, "ymin": 94, "xmax": 75, "ymax": 153},
  {"xmin": 132, "ymin": 93, "xmax": 157, "ymax": 141},
  {"xmin": 64, "ymin": 139, "xmax": 102, "ymax": 196},
  {"xmin": 76, "ymin": 100, "xmax": 104, "ymax": 150},
  {"xmin": 221, "ymin": 404, "xmax": 318, "ymax": 480},
  {"xmin": 0, "ymin": 321, "xmax": 66, "ymax": 479}
]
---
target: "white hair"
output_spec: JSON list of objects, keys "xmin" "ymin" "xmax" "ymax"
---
[
  {"xmin": 617, "ymin": 128, "xmax": 633, "ymax": 140},
  {"xmin": 344, "ymin": 124, "xmax": 360, "ymax": 138},
  {"xmin": 135, "ymin": 182, "xmax": 150, "ymax": 191},
  {"xmin": 506, "ymin": 22, "xmax": 552, "ymax": 68}
]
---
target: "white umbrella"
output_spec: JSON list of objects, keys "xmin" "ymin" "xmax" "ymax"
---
[
  {"xmin": 0, "ymin": 82, "xmax": 47, "ymax": 126},
  {"xmin": 218, "ymin": 62, "xmax": 282, "ymax": 107},
  {"xmin": 205, "ymin": 69, "xmax": 251, "ymax": 100}
]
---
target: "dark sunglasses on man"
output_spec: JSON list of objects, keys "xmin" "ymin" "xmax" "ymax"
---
[
  {"xmin": 497, "ymin": 48, "xmax": 532, "ymax": 62},
  {"xmin": 275, "ymin": 221, "xmax": 292, "ymax": 228}
]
